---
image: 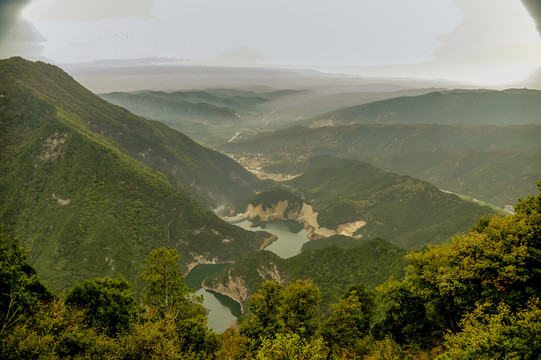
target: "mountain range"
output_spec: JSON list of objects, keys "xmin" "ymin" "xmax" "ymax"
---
[{"xmin": 221, "ymin": 123, "xmax": 541, "ymax": 207}]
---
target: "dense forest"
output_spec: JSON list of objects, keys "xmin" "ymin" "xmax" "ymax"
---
[{"xmin": 2, "ymin": 182, "xmax": 540, "ymax": 359}]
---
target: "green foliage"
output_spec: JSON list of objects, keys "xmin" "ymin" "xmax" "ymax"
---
[
  {"xmin": 365, "ymin": 337, "xmax": 407, "ymax": 360},
  {"xmin": 281, "ymin": 280, "xmax": 321, "ymax": 340},
  {"xmin": 441, "ymin": 299, "xmax": 541, "ymax": 360},
  {"xmin": 0, "ymin": 298, "xmax": 120, "ymax": 360},
  {"xmin": 374, "ymin": 278, "xmax": 434, "ymax": 348},
  {"xmin": 371, "ymin": 182, "xmax": 541, "ymax": 352},
  {"xmin": 322, "ymin": 284, "xmax": 376, "ymax": 356},
  {"xmin": 119, "ymin": 313, "xmax": 185, "ymax": 360},
  {"xmin": 0, "ymin": 227, "xmax": 52, "ymax": 335},
  {"xmin": 406, "ymin": 211, "xmax": 541, "ymax": 331},
  {"xmin": 240, "ymin": 281, "xmax": 285, "ymax": 349},
  {"xmin": 256, "ymin": 333, "xmax": 327, "ymax": 360},
  {"xmin": 64, "ymin": 276, "xmax": 139, "ymax": 337},
  {"xmin": 216, "ymin": 328, "xmax": 250, "ymax": 360},
  {"xmin": 141, "ymin": 247, "xmax": 206, "ymax": 325},
  {"xmin": 140, "ymin": 247, "xmax": 216, "ymax": 355}
]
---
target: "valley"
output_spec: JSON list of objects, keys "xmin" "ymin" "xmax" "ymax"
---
[{"xmin": 1, "ymin": 56, "xmax": 540, "ymax": 359}]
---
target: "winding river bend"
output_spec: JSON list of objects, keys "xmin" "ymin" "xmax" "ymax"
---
[{"xmin": 186, "ymin": 219, "xmax": 309, "ymax": 332}]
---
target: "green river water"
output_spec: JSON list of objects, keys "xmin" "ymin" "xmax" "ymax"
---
[{"xmin": 185, "ymin": 220, "xmax": 309, "ymax": 332}]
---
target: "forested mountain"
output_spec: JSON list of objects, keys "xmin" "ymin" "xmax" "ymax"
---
[
  {"xmin": 301, "ymin": 89, "xmax": 541, "ymax": 127},
  {"xmin": 221, "ymin": 124, "xmax": 541, "ymax": 207},
  {"xmin": 242, "ymin": 156, "xmax": 495, "ymax": 248},
  {"xmin": 0, "ymin": 57, "xmax": 273, "ymax": 291}
]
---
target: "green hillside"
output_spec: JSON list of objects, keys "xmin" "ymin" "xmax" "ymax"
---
[
  {"xmin": 221, "ymin": 124, "xmax": 541, "ymax": 207},
  {"xmin": 0, "ymin": 57, "xmax": 272, "ymax": 291},
  {"xmin": 284, "ymin": 156, "xmax": 496, "ymax": 248},
  {"xmin": 303, "ymin": 89, "xmax": 541, "ymax": 127},
  {"xmin": 1, "ymin": 57, "xmax": 272, "ymax": 213},
  {"xmin": 204, "ymin": 237, "xmax": 407, "ymax": 315}
]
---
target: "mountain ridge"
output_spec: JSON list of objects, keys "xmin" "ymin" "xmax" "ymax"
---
[{"xmin": 0, "ymin": 57, "xmax": 273, "ymax": 291}]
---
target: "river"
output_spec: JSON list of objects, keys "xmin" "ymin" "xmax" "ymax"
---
[{"xmin": 186, "ymin": 219, "xmax": 309, "ymax": 332}]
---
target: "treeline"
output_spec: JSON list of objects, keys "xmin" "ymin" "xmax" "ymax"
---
[{"xmin": 1, "ymin": 182, "xmax": 540, "ymax": 359}]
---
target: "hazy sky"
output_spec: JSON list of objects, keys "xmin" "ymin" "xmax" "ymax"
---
[{"xmin": 1, "ymin": 0, "xmax": 540, "ymax": 86}]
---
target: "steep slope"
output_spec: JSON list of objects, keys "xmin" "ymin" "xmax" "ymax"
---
[
  {"xmin": 220, "ymin": 124, "xmax": 541, "ymax": 207},
  {"xmin": 0, "ymin": 57, "xmax": 272, "ymax": 291},
  {"xmin": 0, "ymin": 57, "xmax": 269, "ymax": 213},
  {"xmin": 302, "ymin": 89, "xmax": 541, "ymax": 127}
]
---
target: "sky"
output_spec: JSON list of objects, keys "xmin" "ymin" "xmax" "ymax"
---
[{"xmin": 1, "ymin": 0, "xmax": 541, "ymax": 86}]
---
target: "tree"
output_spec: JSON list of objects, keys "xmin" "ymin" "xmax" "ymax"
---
[
  {"xmin": 239, "ymin": 280, "xmax": 285, "ymax": 349},
  {"xmin": 64, "ymin": 276, "xmax": 139, "ymax": 337},
  {"xmin": 0, "ymin": 227, "xmax": 52, "ymax": 335},
  {"xmin": 140, "ymin": 247, "xmax": 212, "ymax": 355},
  {"xmin": 406, "ymin": 195, "xmax": 541, "ymax": 332},
  {"xmin": 281, "ymin": 279, "xmax": 321, "ymax": 341},
  {"xmin": 322, "ymin": 284, "xmax": 375, "ymax": 357},
  {"xmin": 0, "ymin": 298, "xmax": 119, "ymax": 360},
  {"xmin": 441, "ymin": 298, "xmax": 541, "ymax": 360},
  {"xmin": 140, "ymin": 247, "xmax": 200, "ymax": 320},
  {"xmin": 375, "ymin": 278, "xmax": 433, "ymax": 348}
]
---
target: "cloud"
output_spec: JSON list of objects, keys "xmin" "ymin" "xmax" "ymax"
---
[
  {"xmin": 431, "ymin": 0, "xmax": 540, "ymax": 65},
  {"xmin": 0, "ymin": 0, "xmax": 45, "ymax": 59},
  {"xmin": 0, "ymin": 0, "xmax": 32, "ymax": 41},
  {"xmin": 522, "ymin": 0, "xmax": 541, "ymax": 35},
  {"xmin": 22, "ymin": 0, "xmax": 154, "ymax": 21}
]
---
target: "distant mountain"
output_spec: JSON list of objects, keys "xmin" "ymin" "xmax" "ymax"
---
[
  {"xmin": 221, "ymin": 124, "xmax": 541, "ymax": 207},
  {"xmin": 0, "ymin": 57, "xmax": 273, "ymax": 291},
  {"xmin": 99, "ymin": 87, "xmax": 442, "ymax": 146},
  {"xmin": 100, "ymin": 91, "xmax": 241, "ymax": 122},
  {"xmin": 301, "ymin": 89, "xmax": 541, "ymax": 127}
]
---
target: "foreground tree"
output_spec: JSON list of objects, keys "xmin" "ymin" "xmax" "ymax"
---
[
  {"xmin": 322, "ymin": 284, "xmax": 375, "ymax": 357},
  {"xmin": 441, "ymin": 298, "xmax": 541, "ymax": 360},
  {"xmin": 1, "ymin": 298, "xmax": 119, "ymax": 359},
  {"xmin": 282, "ymin": 280, "xmax": 321, "ymax": 341},
  {"xmin": 406, "ymin": 181, "xmax": 541, "ymax": 333},
  {"xmin": 141, "ymin": 247, "xmax": 198, "ymax": 319},
  {"xmin": 65, "ymin": 276, "xmax": 139, "ymax": 337},
  {"xmin": 140, "ymin": 247, "xmax": 214, "ymax": 355},
  {"xmin": 374, "ymin": 278, "xmax": 433, "ymax": 348},
  {"xmin": 239, "ymin": 280, "xmax": 285, "ymax": 350},
  {"xmin": 0, "ymin": 227, "xmax": 52, "ymax": 336}
]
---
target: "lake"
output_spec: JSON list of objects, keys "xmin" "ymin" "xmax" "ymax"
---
[
  {"xmin": 184, "ymin": 263, "xmax": 242, "ymax": 332},
  {"xmin": 186, "ymin": 219, "xmax": 309, "ymax": 332},
  {"xmin": 232, "ymin": 219, "xmax": 308, "ymax": 259}
]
